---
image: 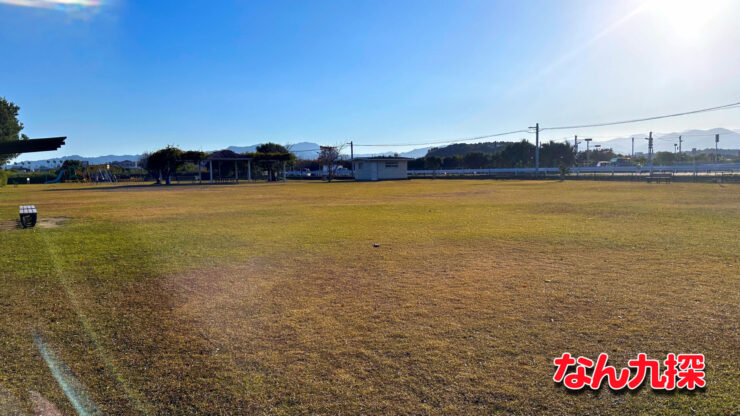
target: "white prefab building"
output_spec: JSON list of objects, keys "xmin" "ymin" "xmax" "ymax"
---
[{"xmin": 352, "ymin": 157, "xmax": 410, "ymax": 181}]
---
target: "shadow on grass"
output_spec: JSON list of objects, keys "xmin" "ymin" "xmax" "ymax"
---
[
  {"xmin": 42, "ymin": 182, "xmax": 258, "ymax": 192},
  {"xmin": 41, "ymin": 180, "xmax": 358, "ymax": 192}
]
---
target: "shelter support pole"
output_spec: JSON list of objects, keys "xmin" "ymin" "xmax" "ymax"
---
[
  {"xmin": 283, "ymin": 161, "xmax": 286, "ymax": 182},
  {"xmin": 248, "ymin": 160, "xmax": 252, "ymax": 182},
  {"xmin": 209, "ymin": 160, "xmax": 213, "ymax": 184},
  {"xmin": 235, "ymin": 160, "xmax": 238, "ymax": 183}
]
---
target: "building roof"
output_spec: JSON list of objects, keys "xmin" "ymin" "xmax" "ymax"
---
[{"xmin": 352, "ymin": 156, "xmax": 412, "ymax": 161}]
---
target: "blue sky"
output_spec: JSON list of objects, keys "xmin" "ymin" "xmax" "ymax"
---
[{"xmin": 2, "ymin": 0, "xmax": 740, "ymax": 160}]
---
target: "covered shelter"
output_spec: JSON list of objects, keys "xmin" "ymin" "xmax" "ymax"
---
[
  {"xmin": 201, "ymin": 149, "xmax": 295, "ymax": 184},
  {"xmin": 205, "ymin": 150, "xmax": 253, "ymax": 183},
  {"xmin": 352, "ymin": 156, "xmax": 411, "ymax": 181},
  {"xmin": 0, "ymin": 136, "xmax": 66, "ymax": 156}
]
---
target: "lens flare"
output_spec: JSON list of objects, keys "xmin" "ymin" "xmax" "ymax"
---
[
  {"xmin": 33, "ymin": 332, "xmax": 101, "ymax": 416},
  {"xmin": 0, "ymin": 0, "xmax": 101, "ymax": 10}
]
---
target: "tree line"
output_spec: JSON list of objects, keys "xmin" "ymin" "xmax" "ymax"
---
[
  {"xmin": 408, "ymin": 140, "xmax": 578, "ymax": 170},
  {"xmin": 140, "ymin": 143, "xmax": 295, "ymax": 185},
  {"xmin": 644, "ymin": 150, "xmax": 739, "ymax": 166}
]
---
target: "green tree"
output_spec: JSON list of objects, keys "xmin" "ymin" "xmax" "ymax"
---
[
  {"xmin": 0, "ymin": 97, "xmax": 29, "ymax": 166},
  {"xmin": 633, "ymin": 155, "xmax": 648, "ymax": 166},
  {"xmin": 424, "ymin": 156, "xmax": 443, "ymax": 178},
  {"xmin": 144, "ymin": 146, "xmax": 183, "ymax": 185},
  {"xmin": 256, "ymin": 142, "xmax": 293, "ymax": 181},
  {"xmin": 408, "ymin": 158, "xmax": 425, "ymax": 170},
  {"xmin": 441, "ymin": 155, "xmax": 462, "ymax": 169},
  {"xmin": 498, "ymin": 140, "xmax": 535, "ymax": 168},
  {"xmin": 558, "ymin": 164, "xmax": 570, "ymax": 181},
  {"xmin": 653, "ymin": 151, "xmax": 676, "ymax": 166},
  {"xmin": 317, "ymin": 146, "xmax": 341, "ymax": 182},
  {"xmin": 540, "ymin": 141, "xmax": 575, "ymax": 167},
  {"xmin": 181, "ymin": 150, "xmax": 207, "ymax": 180},
  {"xmin": 462, "ymin": 152, "xmax": 490, "ymax": 169},
  {"xmin": 426, "ymin": 141, "xmax": 509, "ymax": 158},
  {"xmin": 256, "ymin": 142, "xmax": 289, "ymax": 154},
  {"xmin": 181, "ymin": 150, "xmax": 207, "ymax": 163},
  {"xmin": 138, "ymin": 152, "xmax": 157, "ymax": 183},
  {"xmin": 424, "ymin": 156, "xmax": 443, "ymax": 170}
]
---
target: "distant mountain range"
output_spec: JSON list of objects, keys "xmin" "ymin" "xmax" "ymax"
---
[{"xmin": 5, "ymin": 128, "xmax": 739, "ymax": 169}]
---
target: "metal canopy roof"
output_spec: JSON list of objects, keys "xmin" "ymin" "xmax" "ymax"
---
[
  {"xmin": 0, "ymin": 136, "xmax": 66, "ymax": 155},
  {"xmin": 205, "ymin": 150, "xmax": 253, "ymax": 161}
]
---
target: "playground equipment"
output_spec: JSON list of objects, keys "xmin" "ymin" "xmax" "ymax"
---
[
  {"xmin": 40, "ymin": 162, "xmax": 119, "ymax": 184},
  {"xmin": 44, "ymin": 168, "xmax": 66, "ymax": 184},
  {"xmin": 93, "ymin": 168, "xmax": 117, "ymax": 183}
]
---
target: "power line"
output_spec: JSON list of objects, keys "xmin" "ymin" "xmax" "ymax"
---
[
  {"xmin": 299, "ymin": 101, "xmax": 740, "ymax": 151},
  {"xmin": 542, "ymin": 131, "xmax": 733, "ymax": 144},
  {"xmin": 540, "ymin": 101, "xmax": 740, "ymax": 131}
]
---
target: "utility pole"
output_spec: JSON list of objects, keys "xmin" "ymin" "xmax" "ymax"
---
[
  {"xmin": 584, "ymin": 138, "xmax": 593, "ymax": 166},
  {"xmin": 350, "ymin": 141, "xmax": 354, "ymax": 172},
  {"xmin": 715, "ymin": 134, "xmax": 720, "ymax": 163},
  {"xmin": 631, "ymin": 137, "xmax": 634, "ymax": 159},
  {"xmin": 528, "ymin": 123, "xmax": 540, "ymax": 177},
  {"xmin": 645, "ymin": 132, "xmax": 653, "ymax": 174}
]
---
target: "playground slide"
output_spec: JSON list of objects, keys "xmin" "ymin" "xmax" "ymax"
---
[{"xmin": 44, "ymin": 169, "xmax": 65, "ymax": 184}]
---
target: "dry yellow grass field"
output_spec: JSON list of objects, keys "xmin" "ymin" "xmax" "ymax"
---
[{"xmin": 0, "ymin": 180, "xmax": 738, "ymax": 415}]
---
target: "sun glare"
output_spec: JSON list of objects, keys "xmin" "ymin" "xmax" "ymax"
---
[{"xmin": 646, "ymin": 0, "xmax": 727, "ymax": 41}]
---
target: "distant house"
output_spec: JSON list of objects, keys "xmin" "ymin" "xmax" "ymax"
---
[{"xmin": 352, "ymin": 157, "xmax": 410, "ymax": 181}]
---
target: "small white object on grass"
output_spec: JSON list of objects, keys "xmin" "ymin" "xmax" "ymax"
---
[{"xmin": 373, "ymin": 243, "xmax": 380, "ymax": 248}]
